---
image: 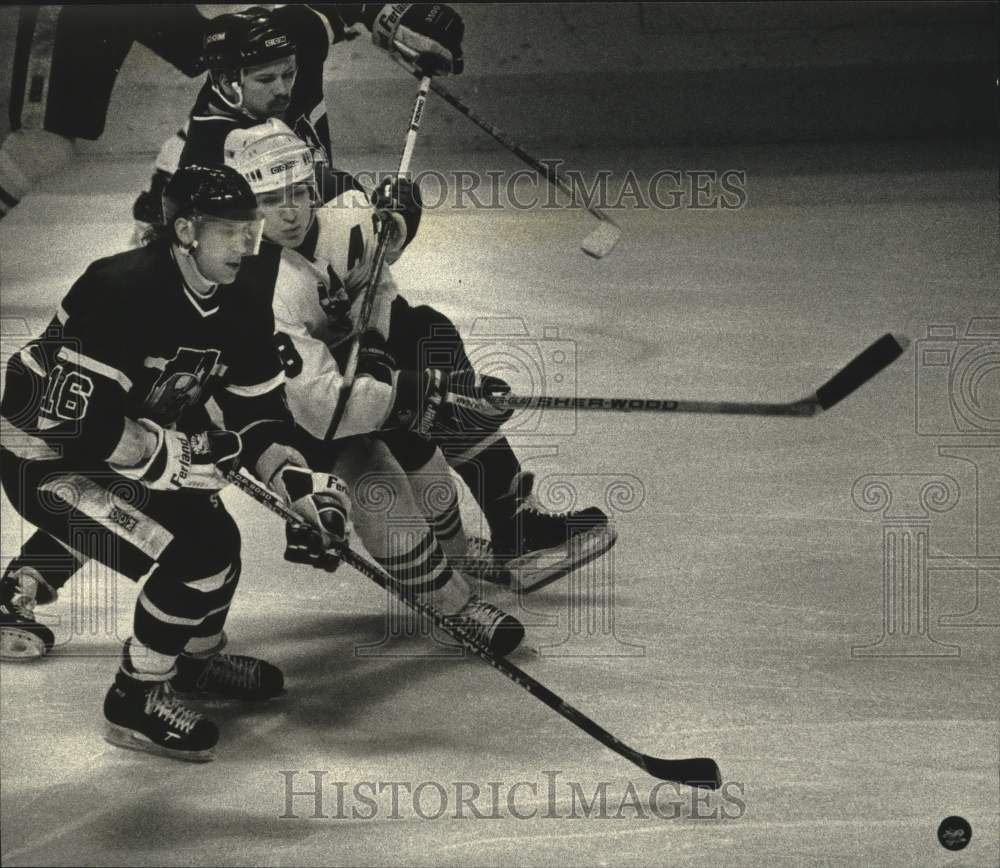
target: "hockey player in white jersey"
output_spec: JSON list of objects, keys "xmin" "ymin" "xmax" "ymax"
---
[
  {"xmin": 228, "ymin": 120, "xmax": 526, "ymax": 657},
  {"xmin": 225, "ymin": 120, "xmax": 617, "ymax": 588}
]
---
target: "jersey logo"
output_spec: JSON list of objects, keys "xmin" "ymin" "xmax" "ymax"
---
[
  {"xmin": 315, "ymin": 224, "xmax": 364, "ymax": 325},
  {"xmin": 143, "ymin": 347, "xmax": 223, "ymax": 425},
  {"xmin": 317, "ymin": 264, "xmax": 354, "ymax": 346}
]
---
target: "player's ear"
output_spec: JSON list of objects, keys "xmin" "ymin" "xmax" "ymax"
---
[
  {"xmin": 174, "ymin": 217, "xmax": 198, "ymax": 251},
  {"xmin": 214, "ymin": 70, "xmax": 241, "ymax": 101}
]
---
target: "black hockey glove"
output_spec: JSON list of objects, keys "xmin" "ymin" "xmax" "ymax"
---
[
  {"xmin": 385, "ymin": 369, "xmax": 512, "ymax": 440},
  {"xmin": 369, "ymin": 4, "xmax": 465, "ymax": 75},
  {"xmin": 433, "ymin": 370, "xmax": 513, "ymax": 438},
  {"xmin": 371, "ymin": 175, "xmax": 423, "ymax": 252},
  {"xmin": 357, "ymin": 329, "xmax": 397, "ymax": 383}
]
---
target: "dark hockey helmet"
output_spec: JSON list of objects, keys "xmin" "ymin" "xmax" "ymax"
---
[
  {"xmin": 202, "ymin": 6, "xmax": 296, "ymax": 73},
  {"xmin": 162, "ymin": 165, "xmax": 260, "ymax": 226}
]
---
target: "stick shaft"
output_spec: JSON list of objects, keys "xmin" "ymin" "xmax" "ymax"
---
[
  {"xmin": 338, "ymin": 75, "xmax": 432, "ymax": 413},
  {"xmin": 445, "ymin": 334, "xmax": 906, "ymax": 418},
  {"xmin": 226, "ymin": 470, "xmax": 720, "ymax": 788},
  {"xmin": 395, "ymin": 58, "xmax": 617, "ymax": 229},
  {"xmin": 448, "ymin": 391, "xmax": 817, "ymax": 417}
]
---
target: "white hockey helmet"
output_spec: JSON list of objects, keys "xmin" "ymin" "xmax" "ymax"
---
[{"xmin": 224, "ymin": 119, "xmax": 316, "ymax": 195}]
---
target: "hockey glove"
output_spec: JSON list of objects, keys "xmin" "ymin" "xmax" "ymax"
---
[
  {"xmin": 356, "ymin": 329, "xmax": 397, "ymax": 383},
  {"xmin": 113, "ymin": 419, "xmax": 241, "ymax": 491},
  {"xmin": 371, "ymin": 176, "xmax": 423, "ymax": 253},
  {"xmin": 434, "ymin": 370, "xmax": 513, "ymax": 438},
  {"xmin": 369, "ymin": 4, "xmax": 464, "ymax": 75},
  {"xmin": 257, "ymin": 444, "xmax": 352, "ymax": 571},
  {"xmin": 277, "ymin": 467, "xmax": 352, "ymax": 572},
  {"xmin": 385, "ymin": 370, "xmax": 512, "ymax": 440}
]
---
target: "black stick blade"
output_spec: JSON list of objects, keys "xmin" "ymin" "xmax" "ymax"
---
[
  {"xmin": 642, "ymin": 755, "xmax": 722, "ymax": 789},
  {"xmin": 814, "ymin": 333, "xmax": 908, "ymax": 411}
]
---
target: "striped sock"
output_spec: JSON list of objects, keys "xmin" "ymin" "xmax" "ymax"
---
[
  {"xmin": 430, "ymin": 498, "xmax": 464, "ymax": 561},
  {"xmin": 373, "ymin": 531, "xmax": 469, "ymax": 613}
]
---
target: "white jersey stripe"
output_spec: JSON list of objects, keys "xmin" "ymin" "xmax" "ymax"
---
[
  {"xmin": 225, "ymin": 370, "xmax": 286, "ymax": 397},
  {"xmin": 56, "ymin": 347, "xmax": 133, "ymax": 390}
]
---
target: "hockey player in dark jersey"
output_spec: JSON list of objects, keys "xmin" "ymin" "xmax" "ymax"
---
[
  {"xmin": 131, "ymin": 4, "xmax": 465, "ymax": 227},
  {"xmin": 0, "ymin": 165, "xmax": 352, "ymax": 761},
  {"xmin": 1, "ymin": 4, "xmax": 464, "ymax": 219}
]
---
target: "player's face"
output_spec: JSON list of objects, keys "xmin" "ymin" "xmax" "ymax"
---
[
  {"xmin": 258, "ymin": 182, "xmax": 315, "ymax": 248},
  {"xmin": 241, "ymin": 56, "xmax": 297, "ymax": 119},
  {"xmin": 191, "ymin": 216, "xmax": 265, "ymax": 283}
]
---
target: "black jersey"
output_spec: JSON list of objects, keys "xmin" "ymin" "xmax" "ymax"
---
[
  {"xmin": 0, "ymin": 242, "xmax": 291, "ymax": 470},
  {"xmin": 180, "ymin": 5, "xmax": 339, "ymax": 171}
]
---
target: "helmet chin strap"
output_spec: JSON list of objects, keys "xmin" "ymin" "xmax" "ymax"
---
[{"xmin": 175, "ymin": 237, "xmax": 218, "ymax": 291}]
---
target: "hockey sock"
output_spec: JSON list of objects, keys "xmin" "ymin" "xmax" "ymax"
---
[
  {"xmin": 407, "ymin": 452, "xmax": 467, "ymax": 562},
  {"xmin": 430, "ymin": 497, "xmax": 464, "ymax": 560},
  {"xmin": 124, "ymin": 636, "xmax": 177, "ymax": 680},
  {"xmin": 183, "ymin": 633, "xmax": 226, "ymax": 657},
  {"xmin": 452, "ymin": 438, "xmax": 522, "ymax": 538},
  {"xmin": 372, "ymin": 531, "xmax": 470, "ymax": 615},
  {"xmin": 183, "ymin": 561, "xmax": 240, "ymax": 646},
  {"xmin": 3, "ymin": 529, "xmax": 84, "ymax": 603},
  {"xmin": 134, "ymin": 561, "xmax": 240, "ymax": 658}
]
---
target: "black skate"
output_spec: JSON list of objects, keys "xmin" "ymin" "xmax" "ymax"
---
[
  {"xmin": 0, "ymin": 567, "xmax": 55, "ymax": 660},
  {"xmin": 104, "ymin": 665, "xmax": 219, "ymax": 763},
  {"xmin": 171, "ymin": 651, "xmax": 284, "ymax": 701},
  {"xmin": 444, "ymin": 597, "xmax": 524, "ymax": 657},
  {"xmin": 491, "ymin": 472, "xmax": 618, "ymax": 593}
]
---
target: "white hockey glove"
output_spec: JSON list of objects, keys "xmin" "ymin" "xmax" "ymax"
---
[
  {"xmin": 370, "ymin": 4, "xmax": 464, "ymax": 75},
  {"xmin": 112, "ymin": 419, "xmax": 241, "ymax": 491},
  {"xmin": 256, "ymin": 444, "xmax": 352, "ymax": 572}
]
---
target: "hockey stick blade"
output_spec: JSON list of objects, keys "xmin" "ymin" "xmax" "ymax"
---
[
  {"xmin": 812, "ymin": 333, "xmax": 908, "ymax": 410},
  {"xmin": 581, "ymin": 218, "xmax": 621, "ymax": 259},
  {"xmin": 641, "ymin": 755, "xmax": 722, "ymax": 789}
]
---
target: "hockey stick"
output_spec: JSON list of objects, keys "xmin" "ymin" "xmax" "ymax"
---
[
  {"xmin": 448, "ymin": 333, "xmax": 908, "ymax": 418},
  {"xmin": 334, "ymin": 74, "xmax": 432, "ymax": 405},
  {"xmin": 392, "ymin": 57, "xmax": 621, "ymax": 259},
  {"xmin": 226, "ymin": 469, "xmax": 721, "ymax": 790},
  {"xmin": 325, "ymin": 75, "xmax": 431, "ymax": 440}
]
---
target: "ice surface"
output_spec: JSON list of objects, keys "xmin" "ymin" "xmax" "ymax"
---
[{"xmin": 1, "ymin": 141, "xmax": 997, "ymax": 866}]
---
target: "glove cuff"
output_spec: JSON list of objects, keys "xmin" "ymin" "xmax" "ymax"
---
[
  {"xmin": 255, "ymin": 443, "xmax": 308, "ymax": 494},
  {"xmin": 369, "ymin": 4, "xmax": 411, "ymax": 50},
  {"xmin": 108, "ymin": 418, "xmax": 165, "ymax": 481}
]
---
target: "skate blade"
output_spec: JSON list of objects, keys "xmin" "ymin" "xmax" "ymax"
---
[
  {"xmin": 0, "ymin": 627, "xmax": 48, "ymax": 660},
  {"xmin": 507, "ymin": 525, "xmax": 619, "ymax": 594},
  {"xmin": 103, "ymin": 723, "xmax": 215, "ymax": 763}
]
